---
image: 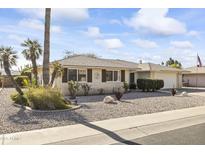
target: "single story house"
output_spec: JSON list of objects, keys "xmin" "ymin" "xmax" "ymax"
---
[
  {"xmin": 0, "ymin": 69, "xmax": 21, "ymax": 87},
  {"xmin": 182, "ymin": 66, "xmax": 205, "ymax": 87},
  {"xmin": 37, "ymin": 55, "xmax": 183, "ymax": 95}
]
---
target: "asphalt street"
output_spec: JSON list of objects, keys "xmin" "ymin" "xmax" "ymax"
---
[{"xmin": 114, "ymin": 123, "xmax": 205, "ymax": 145}]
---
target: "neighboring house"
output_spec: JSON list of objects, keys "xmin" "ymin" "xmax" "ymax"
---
[
  {"xmin": 37, "ymin": 55, "xmax": 183, "ymax": 95},
  {"xmin": 182, "ymin": 66, "xmax": 205, "ymax": 87},
  {"xmin": 0, "ymin": 69, "xmax": 21, "ymax": 87}
]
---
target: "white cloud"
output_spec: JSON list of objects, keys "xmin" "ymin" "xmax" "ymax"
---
[
  {"xmin": 17, "ymin": 8, "xmax": 90, "ymax": 21},
  {"xmin": 85, "ymin": 26, "xmax": 102, "ymax": 38},
  {"xmin": 53, "ymin": 9, "xmax": 90, "ymax": 21},
  {"xmin": 124, "ymin": 8, "xmax": 187, "ymax": 35},
  {"xmin": 187, "ymin": 30, "xmax": 199, "ymax": 37},
  {"xmin": 170, "ymin": 41, "xmax": 193, "ymax": 49},
  {"xmin": 132, "ymin": 39, "xmax": 158, "ymax": 49},
  {"xmin": 18, "ymin": 18, "xmax": 61, "ymax": 33},
  {"xmin": 95, "ymin": 38, "xmax": 124, "ymax": 49}
]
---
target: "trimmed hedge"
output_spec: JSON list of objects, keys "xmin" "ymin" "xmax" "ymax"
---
[
  {"xmin": 137, "ymin": 79, "xmax": 164, "ymax": 92},
  {"xmin": 129, "ymin": 83, "xmax": 136, "ymax": 89},
  {"xmin": 14, "ymin": 76, "xmax": 30, "ymax": 87}
]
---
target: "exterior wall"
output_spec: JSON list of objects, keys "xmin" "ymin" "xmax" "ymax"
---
[
  {"xmin": 177, "ymin": 73, "xmax": 182, "ymax": 88},
  {"xmin": 183, "ymin": 74, "xmax": 205, "ymax": 87},
  {"xmin": 61, "ymin": 82, "xmax": 124, "ymax": 96},
  {"xmin": 50, "ymin": 67, "xmax": 130, "ymax": 96},
  {"xmin": 137, "ymin": 72, "xmax": 151, "ymax": 79},
  {"xmin": 1, "ymin": 76, "xmax": 19, "ymax": 87}
]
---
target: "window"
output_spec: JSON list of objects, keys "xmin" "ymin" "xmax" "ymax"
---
[
  {"xmin": 106, "ymin": 71, "xmax": 113, "ymax": 81},
  {"xmin": 78, "ymin": 69, "xmax": 86, "ymax": 82},
  {"xmin": 68, "ymin": 69, "xmax": 87, "ymax": 82},
  {"xmin": 68, "ymin": 69, "xmax": 77, "ymax": 81},
  {"xmin": 114, "ymin": 71, "xmax": 118, "ymax": 81},
  {"xmin": 105, "ymin": 70, "xmax": 119, "ymax": 81}
]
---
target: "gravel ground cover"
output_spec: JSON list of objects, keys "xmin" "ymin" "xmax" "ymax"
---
[{"xmin": 1, "ymin": 88, "xmax": 205, "ymax": 134}]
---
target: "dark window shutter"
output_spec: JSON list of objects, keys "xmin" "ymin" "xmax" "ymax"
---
[
  {"xmin": 87, "ymin": 69, "xmax": 92, "ymax": 82},
  {"xmin": 102, "ymin": 69, "xmax": 106, "ymax": 82},
  {"xmin": 62, "ymin": 68, "xmax": 68, "ymax": 83},
  {"xmin": 121, "ymin": 70, "xmax": 125, "ymax": 82},
  {"xmin": 130, "ymin": 73, "xmax": 135, "ymax": 83}
]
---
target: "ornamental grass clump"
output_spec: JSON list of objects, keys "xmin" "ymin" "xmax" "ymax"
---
[{"xmin": 11, "ymin": 87, "xmax": 71, "ymax": 110}]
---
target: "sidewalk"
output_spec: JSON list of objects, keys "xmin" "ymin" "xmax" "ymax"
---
[{"xmin": 1, "ymin": 106, "xmax": 205, "ymax": 145}]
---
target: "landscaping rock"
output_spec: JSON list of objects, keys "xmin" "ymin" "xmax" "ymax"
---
[
  {"xmin": 103, "ymin": 96, "xmax": 115, "ymax": 104},
  {"xmin": 181, "ymin": 91, "xmax": 188, "ymax": 97}
]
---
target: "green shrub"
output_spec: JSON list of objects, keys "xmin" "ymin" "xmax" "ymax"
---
[
  {"xmin": 129, "ymin": 83, "xmax": 136, "ymax": 89},
  {"xmin": 137, "ymin": 79, "xmax": 164, "ymax": 92},
  {"xmin": 114, "ymin": 88, "xmax": 124, "ymax": 101},
  {"xmin": 14, "ymin": 76, "xmax": 30, "ymax": 87},
  {"xmin": 27, "ymin": 87, "xmax": 70, "ymax": 110},
  {"xmin": 98, "ymin": 88, "xmax": 104, "ymax": 95},
  {"xmin": 68, "ymin": 80, "xmax": 80, "ymax": 99},
  {"xmin": 81, "ymin": 83, "xmax": 91, "ymax": 96},
  {"xmin": 11, "ymin": 87, "xmax": 70, "ymax": 110},
  {"xmin": 10, "ymin": 93, "xmax": 29, "ymax": 106},
  {"xmin": 123, "ymin": 82, "xmax": 129, "ymax": 93},
  {"xmin": 156, "ymin": 80, "xmax": 164, "ymax": 90}
]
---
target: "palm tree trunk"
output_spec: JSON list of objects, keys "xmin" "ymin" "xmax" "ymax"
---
[
  {"xmin": 32, "ymin": 59, "xmax": 38, "ymax": 86},
  {"xmin": 43, "ymin": 8, "xmax": 51, "ymax": 86},
  {"xmin": 3, "ymin": 61, "xmax": 23, "ymax": 95}
]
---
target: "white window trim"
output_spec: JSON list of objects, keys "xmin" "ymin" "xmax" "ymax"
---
[
  {"xmin": 105, "ymin": 70, "xmax": 120, "ymax": 82},
  {"xmin": 67, "ymin": 68, "xmax": 87, "ymax": 83}
]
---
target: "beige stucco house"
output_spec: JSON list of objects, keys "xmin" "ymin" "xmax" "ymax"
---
[
  {"xmin": 182, "ymin": 66, "xmax": 205, "ymax": 87},
  {"xmin": 38, "ymin": 55, "xmax": 183, "ymax": 95}
]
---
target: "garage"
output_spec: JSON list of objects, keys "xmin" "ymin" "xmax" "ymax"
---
[
  {"xmin": 153, "ymin": 72, "xmax": 177, "ymax": 89},
  {"xmin": 182, "ymin": 67, "xmax": 205, "ymax": 87}
]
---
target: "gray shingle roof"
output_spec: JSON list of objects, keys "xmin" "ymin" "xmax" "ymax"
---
[
  {"xmin": 183, "ymin": 66, "xmax": 205, "ymax": 74},
  {"xmin": 137, "ymin": 63, "xmax": 183, "ymax": 72},
  {"xmin": 52, "ymin": 55, "xmax": 185, "ymax": 73},
  {"xmin": 58, "ymin": 55, "xmax": 139, "ymax": 69}
]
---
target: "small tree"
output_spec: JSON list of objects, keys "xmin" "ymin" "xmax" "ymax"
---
[
  {"xmin": 50, "ymin": 61, "xmax": 63, "ymax": 86},
  {"xmin": 21, "ymin": 38, "xmax": 42, "ymax": 86},
  {"xmin": 81, "ymin": 83, "xmax": 91, "ymax": 96},
  {"xmin": 114, "ymin": 87, "xmax": 124, "ymax": 101},
  {"xmin": 123, "ymin": 82, "xmax": 129, "ymax": 93},
  {"xmin": 68, "ymin": 80, "xmax": 79, "ymax": 99},
  {"xmin": 165, "ymin": 58, "xmax": 182, "ymax": 69}
]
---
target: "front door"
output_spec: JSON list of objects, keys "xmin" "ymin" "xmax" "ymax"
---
[{"xmin": 130, "ymin": 73, "xmax": 135, "ymax": 83}]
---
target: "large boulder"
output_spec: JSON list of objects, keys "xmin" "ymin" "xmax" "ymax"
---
[{"xmin": 103, "ymin": 96, "xmax": 115, "ymax": 104}]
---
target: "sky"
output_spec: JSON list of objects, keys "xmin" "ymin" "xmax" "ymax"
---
[{"xmin": 0, "ymin": 8, "xmax": 205, "ymax": 69}]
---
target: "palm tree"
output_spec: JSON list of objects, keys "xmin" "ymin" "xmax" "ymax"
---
[
  {"xmin": 43, "ymin": 8, "xmax": 51, "ymax": 86},
  {"xmin": 21, "ymin": 39, "xmax": 42, "ymax": 86},
  {"xmin": 0, "ymin": 46, "xmax": 23, "ymax": 95},
  {"xmin": 50, "ymin": 61, "xmax": 63, "ymax": 86}
]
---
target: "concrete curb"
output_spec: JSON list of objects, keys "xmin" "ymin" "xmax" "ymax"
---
[
  {"xmin": 13, "ymin": 103, "xmax": 81, "ymax": 113},
  {"xmin": 1, "ymin": 106, "xmax": 205, "ymax": 145}
]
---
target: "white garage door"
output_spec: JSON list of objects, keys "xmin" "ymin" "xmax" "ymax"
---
[{"xmin": 154, "ymin": 72, "xmax": 177, "ymax": 89}]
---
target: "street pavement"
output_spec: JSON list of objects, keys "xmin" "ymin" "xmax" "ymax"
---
[
  {"xmin": 114, "ymin": 123, "xmax": 205, "ymax": 145},
  {"xmin": 50, "ymin": 114, "xmax": 205, "ymax": 145}
]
